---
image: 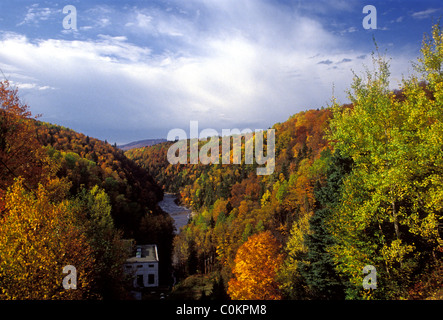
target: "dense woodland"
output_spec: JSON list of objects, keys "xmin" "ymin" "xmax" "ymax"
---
[
  {"xmin": 126, "ymin": 25, "xmax": 443, "ymax": 300},
  {"xmin": 0, "ymin": 82, "xmax": 174, "ymax": 299}
]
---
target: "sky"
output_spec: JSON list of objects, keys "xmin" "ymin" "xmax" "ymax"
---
[{"xmin": 0, "ymin": 0, "xmax": 441, "ymax": 144}]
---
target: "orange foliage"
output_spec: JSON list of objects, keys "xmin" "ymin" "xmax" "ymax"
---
[
  {"xmin": 0, "ymin": 81, "xmax": 49, "ymax": 191},
  {"xmin": 228, "ymin": 231, "xmax": 284, "ymax": 300}
]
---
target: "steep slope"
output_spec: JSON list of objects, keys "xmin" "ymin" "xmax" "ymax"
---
[
  {"xmin": 0, "ymin": 80, "xmax": 174, "ymax": 298},
  {"xmin": 125, "ymin": 108, "xmax": 333, "ymax": 293},
  {"xmin": 35, "ymin": 122, "xmax": 175, "ymax": 285},
  {"xmin": 36, "ymin": 122, "xmax": 165, "ymax": 236}
]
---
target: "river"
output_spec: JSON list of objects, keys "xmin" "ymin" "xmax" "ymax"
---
[{"xmin": 158, "ymin": 193, "xmax": 193, "ymax": 233}]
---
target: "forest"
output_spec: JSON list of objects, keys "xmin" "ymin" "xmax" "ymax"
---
[
  {"xmin": 0, "ymin": 81, "xmax": 174, "ymax": 299},
  {"xmin": 126, "ymin": 24, "xmax": 443, "ymax": 300}
]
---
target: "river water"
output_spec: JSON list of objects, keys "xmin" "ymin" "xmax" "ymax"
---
[{"xmin": 158, "ymin": 193, "xmax": 192, "ymax": 233}]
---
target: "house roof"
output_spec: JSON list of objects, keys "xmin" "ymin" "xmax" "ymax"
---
[{"xmin": 126, "ymin": 244, "xmax": 159, "ymax": 263}]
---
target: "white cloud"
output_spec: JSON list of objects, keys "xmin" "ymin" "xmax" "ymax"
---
[
  {"xmin": 17, "ymin": 5, "xmax": 59, "ymax": 26},
  {"xmin": 343, "ymin": 26, "xmax": 358, "ymax": 33},
  {"xmin": 7, "ymin": 80, "xmax": 56, "ymax": 91},
  {"xmin": 123, "ymin": 8, "xmax": 193, "ymax": 39},
  {"xmin": 134, "ymin": 13, "xmax": 153, "ymax": 28},
  {"xmin": 411, "ymin": 8, "xmax": 439, "ymax": 20}
]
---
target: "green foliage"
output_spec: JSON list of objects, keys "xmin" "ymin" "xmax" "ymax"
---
[
  {"xmin": 70, "ymin": 185, "xmax": 129, "ymax": 299},
  {"xmin": 327, "ymin": 26, "xmax": 443, "ymax": 299},
  {"xmin": 298, "ymin": 149, "xmax": 352, "ymax": 299}
]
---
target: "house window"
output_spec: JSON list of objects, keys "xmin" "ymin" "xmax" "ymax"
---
[
  {"xmin": 137, "ymin": 265, "xmax": 143, "ymax": 268},
  {"xmin": 148, "ymin": 274, "xmax": 155, "ymax": 285},
  {"xmin": 125, "ymin": 265, "xmax": 132, "ymax": 269},
  {"xmin": 148, "ymin": 264, "xmax": 154, "ymax": 268},
  {"xmin": 137, "ymin": 275, "xmax": 144, "ymax": 287}
]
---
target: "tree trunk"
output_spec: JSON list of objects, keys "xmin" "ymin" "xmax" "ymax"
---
[{"xmin": 392, "ymin": 200, "xmax": 400, "ymax": 240}]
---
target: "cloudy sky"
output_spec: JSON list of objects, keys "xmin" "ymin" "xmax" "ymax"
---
[{"xmin": 0, "ymin": 0, "xmax": 441, "ymax": 144}]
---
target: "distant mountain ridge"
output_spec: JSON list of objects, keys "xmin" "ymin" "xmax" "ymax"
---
[{"xmin": 118, "ymin": 138, "xmax": 167, "ymax": 151}]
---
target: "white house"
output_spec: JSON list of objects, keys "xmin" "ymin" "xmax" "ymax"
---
[{"xmin": 124, "ymin": 244, "xmax": 159, "ymax": 288}]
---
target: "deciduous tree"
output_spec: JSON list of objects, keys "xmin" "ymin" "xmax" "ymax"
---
[
  {"xmin": 0, "ymin": 178, "xmax": 96, "ymax": 299},
  {"xmin": 327, "ymin": 26, "xmax": 443, "ymax": 298},
  {"xmin": 228, "ymin": 231, "xmax": 284, "ymax": 300}
]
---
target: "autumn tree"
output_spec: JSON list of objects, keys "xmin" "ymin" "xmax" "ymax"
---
[
  {"xmin": 0, "ymin": 81, "xmax": 50, "ymax": 192},
  {"xmin": 0, "ymin": 179, "xmax": 96, "ymax": 299},
  {"xmin": 228, "ymin": 231, "xmax": 284, "ymax": 300},
  {"xmin": 327, "ymin": 25, "xmax": 443, "ymax": 299},
  {"xmin": 278, "ymin": 209, "xmax": 312, "ymax": 299},
  {"xmin": 71, "ymin": 185, "xmax": 129, "ymax": 299}
]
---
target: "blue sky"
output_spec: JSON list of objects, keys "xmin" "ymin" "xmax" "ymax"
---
[{"xmin": 0, "ymin": 0, "xmax": 441, "ymax": 144}]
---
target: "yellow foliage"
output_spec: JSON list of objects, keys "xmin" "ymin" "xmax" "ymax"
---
[{"xmin": 0, "ymin": 178, "xmax": 96, "ymax": 300}]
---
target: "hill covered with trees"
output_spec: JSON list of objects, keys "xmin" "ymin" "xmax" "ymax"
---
[
  {"xmin": 0, "ymin": 84, "xmax": 174, "ymax": 299},
  {"xmin": 126, "ymin": 24, "xmax": 443, "ymax": 300}
]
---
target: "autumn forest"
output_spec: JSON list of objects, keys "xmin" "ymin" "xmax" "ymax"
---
[{"xmin": 1, "ymin": 24, "xmax": 443, "ymax": 300}]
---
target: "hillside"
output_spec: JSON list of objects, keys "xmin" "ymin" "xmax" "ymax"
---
[
  {"xmin": 118, "ymin": 138, "xmax": 167, "ymax": 151},
  {"xmin": 35, "ymin": 122, "xmax": 175, "ymax": 286},
  {"xmin": 125, "ymin": 107, "xmax": 334, "ymax": 297},
  {"xmin": 0, "ymin": 85, "xmax": 174, "ymax": 299},
  {"xmin": 128, "ymin": 95, "xmax": 443, "ymax": 301},
  {"xmin": 36, "ymin": 122, "xmax": 164, "ymax": 234}
]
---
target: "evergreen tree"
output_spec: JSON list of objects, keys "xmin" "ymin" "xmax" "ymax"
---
[{"xmin": 299, "ymin": 149, "xmax": 352, "ymax": 299}]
